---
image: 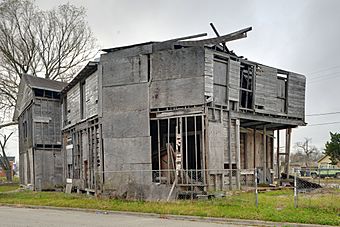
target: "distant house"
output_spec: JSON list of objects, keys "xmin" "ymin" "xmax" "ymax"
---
[
  {"xmin": 0, "ymin": 156, "xmax": 15, "ymax": 178},
  {"xmin": 318, "ymin": 155, "xmax": 339, "ymax": 169},
  {"xmin": 14, "ymin": 74, "xmax": 67, "ymax": 190}
]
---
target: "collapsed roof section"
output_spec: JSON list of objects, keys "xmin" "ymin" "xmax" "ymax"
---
[{"xmin": 102, "ymin": 26, "xmax": 252, "ymax": 56}]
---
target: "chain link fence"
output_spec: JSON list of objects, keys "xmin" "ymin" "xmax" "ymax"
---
[
  {"xmin": 294, "ymin": 169, "xmax": 340, "ymax": 209},
  {"xmin": 79, "ymin": 168, "xmax": 340, "ymax": 211},
  {"xmin": 93, "ymin": 169, "xmax": 258, "ymax": 203}
]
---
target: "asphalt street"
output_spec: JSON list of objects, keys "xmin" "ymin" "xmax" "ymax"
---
[{"xmin": 0, "ymin": 206, "xmax": 250, "ymax": 227}]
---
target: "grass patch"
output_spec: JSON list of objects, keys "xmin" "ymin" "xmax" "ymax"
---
[
  {"xmin": 0, "ymin": 183, "xmax": 19, "ymax": 192},
  {"xmin": 0, "ymin": 176, "xmax": 20, "ymax": 184},
  {"xmin": 0, "ymin": 189, "xmax": 339, "ymax": 225}
]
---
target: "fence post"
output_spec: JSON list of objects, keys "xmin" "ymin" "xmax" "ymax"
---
[
  {"xmin": 294, "ymin": 172, "xmax": 298, "ymax": 208},
  {"xmin": 255, "ymin": 168, "xmax": 258, "ymax": 208}
]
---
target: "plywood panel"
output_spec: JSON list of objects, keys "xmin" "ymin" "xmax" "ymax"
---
[
  {"xmin": 207, "ymin": 122, "xmax": 225, "ymax": 170},
  {"xmin": 103, "ymin": 137, "xmax": 152, "ymax": 171},
  {"xmin": 150, "ymin": 77, "xmax": 205, "ymax": 108},
  {"xmin": 152, "ymin": 46, "xmax": 205, "ymax": 81},
  {"xmin": 102, "ymin": 110, "xmax": 149, "ymax": 138},
  {"xmin": 101, "ymin": 54, "xmax": 149, "ymax": 86},
  {"xmin": 102, "ymin": 83, "xmax": 149, "ymax": 113}
]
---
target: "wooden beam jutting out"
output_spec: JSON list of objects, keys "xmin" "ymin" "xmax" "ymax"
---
[
  {"xmin": 209, "ymin": 22, "xmax": 229, "ymax": 52},
  {"xmin": 178, "ymin": 27, "xmax": 252, "ymax": 47}
]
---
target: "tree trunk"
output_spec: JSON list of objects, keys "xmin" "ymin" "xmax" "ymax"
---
[{"xmin": 5, "ymin": 169, "xmax": 12, "ymax": 182}]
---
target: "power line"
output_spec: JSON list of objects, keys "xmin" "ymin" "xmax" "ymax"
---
[
  {"xmin": 307, "ymin": 65, "xmax": 340, "ymax": 76},
  {"xmin": 307, "ymin": 121, "xmax": 340, "ymax": 127},
  {"xmin": 306, "ymin": 111, "xmax": 340, "ymax": 117},
  {"xmin": 308, "ymin": 71, "xmax": 340, "ymax": 81}
]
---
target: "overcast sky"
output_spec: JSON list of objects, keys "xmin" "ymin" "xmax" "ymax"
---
[{"xmin": 5, "ymin": 0, "xmax": 340, "ymax": 158}]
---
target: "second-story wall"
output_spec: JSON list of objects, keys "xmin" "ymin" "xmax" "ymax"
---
[
  {"xmin": 150, "ymin": 46, "xmax": 206, "ymax": 108},
  {"xmin": 64, "ymin": 70, "xmax": 99, "ymax": 127},
  {"xmin": 206, "ymin": 49, "xmax": 306, "ymax": 121}
]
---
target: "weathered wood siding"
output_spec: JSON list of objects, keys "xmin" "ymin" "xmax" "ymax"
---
[
  {"xmin": 33, "ymin": 99, "xmax": 62, "ymax": 145},
  {"xmin": 34, "ymin": 149, "xmax": 63, "ymax": 190},
  {"xmin": 102, "ymin": 71, "xmax": 151, "ymax": 189},
  {"xmin": 16, "ymin": 82, "xmax": 34, "ymax": 117},
  {"xmin": 207, "ymin": 121, "xmax": 226, "ymax": 170},
  {"xmin": 66, "ymin": 85, "xmax": 80, "ymax": 125},
  {"xmin": 204, "ymin": 50, "xmax": 214, "ymax": 102},
  {"xmin": 228, "ymin": 60, "xmax": 240, "ymax": 102},
  {"xmin": 150, "ymin": 47, "xmax": 205, "ymax": 108},
  {"xmin": 287, "ymin": 72, "xmax": 306, "ymax": 119},
  {"xmin": 85, "ymin": 71, "xmax": 99, "ymax": 118},
  {"xmin": 254, "ymin": 65, "xmax": 278, "ymax": 113}
]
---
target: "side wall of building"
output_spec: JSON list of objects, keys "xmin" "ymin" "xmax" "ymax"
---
[{"xmin": 62, "ymin": 69, "xmax": 101, "ymax": 192}]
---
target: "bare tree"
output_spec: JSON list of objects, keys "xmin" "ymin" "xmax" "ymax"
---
[
  {"xmin": 0, "ymin": 131, "xmax": 14, "ymax": 181},
  {"xmin": 294, "ymin": 138, "xmax": 319, "ymax": 167},
  {"xmin": 0, "ymin": 0, "xmax": 97, "ymax": 125}
]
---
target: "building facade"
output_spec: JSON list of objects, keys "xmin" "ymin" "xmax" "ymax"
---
[
  {"xmin": 61, "ymin": 30, "xmax": 306, "ymax": 199},
  {"xmin": 17, "ymin": 29, "xmax": 306, "ymax": 199},
  {"xmin": 15, "ymin": 74, "xmax": 67, "ymax": 190}
]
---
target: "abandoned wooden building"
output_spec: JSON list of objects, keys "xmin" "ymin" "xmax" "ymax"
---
[
  {"xmin": 16, "ymin": 27, "xmax": 306, "ymax": 199},
  {"xmin": 60, "ymin": 27, "xmax": 306, "ymax": 199},
  {"xmin": 15, "ymin": 74, "xmax": 67, "ymax": 190}
]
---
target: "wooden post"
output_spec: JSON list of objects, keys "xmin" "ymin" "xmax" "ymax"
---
[
  {"xmin": 185, "ymin": 117, "xmax": 188, "ymax": 171},
  {"xmin": 167, "ymin": 118, "xmax": 170, "ymax": 185},
  {"xmin": 194, "ymin": 116, "xmax": 198, "ymax": 181},
  {"xmin": 276, "ymin": 130, "xmax": 280, "ymax": 179},
  {"xmin": 228, "ymin": 114, "xmax": 232, "ymax": 190},
  {"xmin": 235, "ymin": 119, "xmax": 241, "ymax": 190},
  {"xmin": 201, "ymin": 115, "xmax": 206, "ymax": 188},
  {"xmin": 284, "ymin": 128, "xmax": 292, "ymax": 178},
  {"xmin": 157, "ymin": 120, "xmax": 161, "ymax": 181},
  {"xmin": 263, "ymin": 126, "xmax": 267, "ymax": 183}
]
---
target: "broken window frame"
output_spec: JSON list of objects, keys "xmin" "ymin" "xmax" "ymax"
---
[
  {"xmin": 150, "ymin": 115, "xmax": 205, "ymax": 186},
  {"xmin": 239, "ymin": 62, "xmax": 255, "ymax": 110},
  {"xmin": 213, "ymin": 56, "xmax": 229, "ymax": 106},
  {"xmin": 277, "ymin": 71, "xmax": 288, "ymax": 113}
]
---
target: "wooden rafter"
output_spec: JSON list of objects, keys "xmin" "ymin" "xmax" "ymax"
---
[{"xmin": 177, "ymin": 27, "xmax": 252, "ymax": 46}]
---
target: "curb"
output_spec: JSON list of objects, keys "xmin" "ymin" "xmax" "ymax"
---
[{"xmin": 0, "ymin": 203, "xmax": 335, "ymax": 227}]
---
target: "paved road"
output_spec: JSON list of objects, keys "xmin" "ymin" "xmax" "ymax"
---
[{"xmin": 0, "ymin": 206, "xmax": 249, "ymax": 227}]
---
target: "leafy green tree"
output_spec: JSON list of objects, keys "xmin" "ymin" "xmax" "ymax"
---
[{"xmin": 324, "ymin": 132, "xmax": 340, "ymax": 165}]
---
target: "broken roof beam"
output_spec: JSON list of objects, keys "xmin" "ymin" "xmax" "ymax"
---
[
  {"xmin": 164, "ymin": 33, "xmax": 208, "ymax": 42},
  {"xmin": 177, "ymin": 27, "xmax": 252, "ymax": 46},
  {"xmin": 209, "ymin": 22, "xmax": 230, "ymax": 53}
]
